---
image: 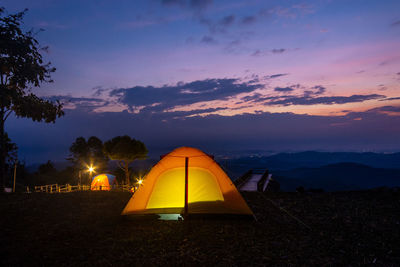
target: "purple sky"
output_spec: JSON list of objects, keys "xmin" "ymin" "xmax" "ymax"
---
[{"xmin": 3, "ymin": 0, "xmax": 400, "ymax": 163}]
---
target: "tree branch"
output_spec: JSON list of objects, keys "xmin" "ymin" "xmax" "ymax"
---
[
  {"xmin": 116, "ymin": 160, "xmax": 124, "ymax": 171},
  {"xmin": 4, "ymin": 110, "xmax": 12, "ymax": 121}
]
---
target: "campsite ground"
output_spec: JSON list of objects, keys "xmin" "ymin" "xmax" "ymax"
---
[{"xmin": 1, "ymin": 190, "xmax": 399, "ymax": 266}]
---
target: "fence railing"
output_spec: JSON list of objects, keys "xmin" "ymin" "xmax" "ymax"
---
[{"xmin": 33, "ymin": 184, "xmax": 134, "ymax": 193}]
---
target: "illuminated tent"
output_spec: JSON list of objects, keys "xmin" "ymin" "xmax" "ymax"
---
[
  {"xmin": 91, "ymin": 174, "xmax": 116, "ymax": 191},
  {"xmin": 121, "ymin": 147, "xmax": 253, "ymax": 216}
]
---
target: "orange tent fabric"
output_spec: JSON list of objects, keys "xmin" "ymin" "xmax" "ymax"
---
[
  {"xmin": 91, "ymin": 174, "xmax": 115, "ymax": 191},
  {"xmin": 121, "ymin": 147, "xmax": 253, "ymax": 215}
]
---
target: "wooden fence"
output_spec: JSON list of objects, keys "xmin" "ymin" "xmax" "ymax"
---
[{"xmin": 34, "ymin": 184, "xmax": 133, "ymax": 193}]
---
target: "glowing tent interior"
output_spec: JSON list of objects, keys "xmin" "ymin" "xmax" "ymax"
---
[
  {"xmin": 121, "ymin": 147, "xmax": 253, "ymax": 216},
  {"xmin": 91, "ymin": 174, "xmax": 116, "ymax": 191}
]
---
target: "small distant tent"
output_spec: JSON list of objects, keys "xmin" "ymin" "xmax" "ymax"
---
[
  {"xmin": 121, "ymin": 147, "xmax": 253, "ymax": 216},
  {"xmin": 91, "ymin": 174, "xmax": 116, "ymax": 191}
]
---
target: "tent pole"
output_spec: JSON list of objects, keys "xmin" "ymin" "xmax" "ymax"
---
[{"xmin": 184, "ymin": 157, "xmax": 189, "ymax": 217}]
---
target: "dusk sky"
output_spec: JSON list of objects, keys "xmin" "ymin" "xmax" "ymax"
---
[{"xmin": 3, "ymin": 0, "xmax": 400, "ymax": 163}]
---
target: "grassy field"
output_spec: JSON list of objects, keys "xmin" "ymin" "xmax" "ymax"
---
[{"xmin": 1, "ymin": 190, "xmax": 399, "ymax": 266}]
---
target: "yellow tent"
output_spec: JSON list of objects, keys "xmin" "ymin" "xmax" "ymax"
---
[{"xmin": 121, "ymin": 147, "xmax": 253, "ymax": 216}]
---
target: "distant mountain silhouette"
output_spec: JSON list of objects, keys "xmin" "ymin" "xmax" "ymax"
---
[
  {"xmin": 224, "ymin": 151, "xmax": 400, "ymax": 175},
  {"xmin": 273, "ymin": 162, "xmax": 400, "ymax": 191},
  {"xmin": 266, "ymin": 151, "xmax": 400, "ymax": 169}
]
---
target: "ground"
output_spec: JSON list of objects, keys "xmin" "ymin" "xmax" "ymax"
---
[{"xmin": 0, "ymin": 190, "xmax": 399, "ymax": 266}]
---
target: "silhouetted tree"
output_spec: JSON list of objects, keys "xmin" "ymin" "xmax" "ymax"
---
[
  {"xmin": 3, "ymin": 132, "xmax": 17, "ymax": 186},
  {"xmin": 38, "ymin": 160, "xmax": 57, "ymax": 174},
  {"xmin": 33, "ymin": 160, "xmax": 57, "ymax": 185},
  {"xmin": 0, "ymin": 7, "xmax": 64, "ymax": 189},
  {"xmin": 29, "ymin": 160, "xmax": 74, "ymax": 185},
  {"xmin": 68, "ymin": 136, "xmax": 108, "ymax": 183},
  {"xmin": 4, "ymin": 132, "xmax": 17, "ymax": 165},
  {"xmin": 103, "ymin": 136, "xmax": 147, "ymax": 184}
]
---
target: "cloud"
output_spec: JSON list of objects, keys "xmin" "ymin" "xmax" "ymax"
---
[
  {"xmin": 265, "ymin": 94, "xmax": 385, "ymax": 106},
  {"xmin": 109, "ymin": 78, "xmax": 263, "ymax": 113},
  {"xmin": 220, "ymin": 15, "xmax": 235, "ymax": 26},
  {"xmin": 190, "ymin": 0, "xmax": 212, "ymax": 9},
  {"xmin": 270, "ymin": 4, "xmax": 315, "ymax": 19},
  {"xmin": 292, "ymin": 3, "xmax": 315, "ymax": 14},
  {"xmin": 201, "ymin": 35, "xmax": 217, "ymax": 44},
  {"xmin": 240, "ymin": 93, "xmax": 264, "ymax": 103},
  {"xmin": 49, "ymin": 79, "xmax": 387, "ymax": 122},
  {"xmin": 251, "ymin": 50, "xmax": 262, "ymax": 57},
  {"xmin": 224, "ymin": 39, "xmax": 242, "ymax": 53},
  {"xmin": 241, "ymin": 16, "xmax": 256, "ymax": 25},
  {"xmin": 200, "ymin": 14, "xmax": 237, "ymax": 34},
  {"xmin": 161, "ymin": 0, "xmax": 212, "ymax": 9},
  {"xmin": 47, "ymin": 95, "xmax": 104, "ymax": 104},
  {"xmin": 369, "ymin": 106, "xmax": 400, "ymax": 113},
  {"xmin": 59, "ymin": 79, "xmax": 386, "ymax": 118},
  {"xmin": 271, "ymin": 7, "xmax": 297, "ymax": 19},
  {"xmin": 264, "ymin": 73, "xmax": 289, "ymax": 79},
  {"xmin": 274, "ymin": 87, "xmax": 294, "ymax": 92},
  {"xmin": 238, "ymin": 83, "xmax": 384, "ymax": 107},
  {"xmin": 162, "ymin": 107, "xmax": 228, "ymax": 118},
  {"xmin": 271, "ymin": 48, "xmax": 286, "ymax": 54},
  {"xmin": 311, "ymin": 85, "xmax": 326, "ymax": 95},
  {"xmin": 92, "ymin": 86, "xmax": 109, "ymax": 97},
  {"xmin": 391, "ymin": 20, "xmax": 400, "ymax": 27},
  {"xmin": 45, "ymin": 95, "xmax": 109, "ymax": 112},
  {"xmin": 251, "ymin": 48, "xmax": 288, "ymax": 56},
  {"xmin": 380, "ymin": 96, "xmax": 400, "ymax": 101}
]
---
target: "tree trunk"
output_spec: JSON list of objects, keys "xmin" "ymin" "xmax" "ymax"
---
[
  {"xmin": 0, "ymin": 74, "xmax": 6, "ymax": 191},
  {"xmin": 124, "ymin": 161, "xmax": 130, "ymax": 185},
  {"xmin": 0, "ymin": 107, "xmax": 5, "ymax": 191}
]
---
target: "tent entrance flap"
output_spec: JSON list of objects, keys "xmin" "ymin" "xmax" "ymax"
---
[{"xmin": 145, "ymin": 167, "xmax": 224, "ymax": 210}]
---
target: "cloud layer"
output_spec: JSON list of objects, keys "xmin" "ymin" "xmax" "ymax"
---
[
  {"xmin": 48, "ymin": 76, "xmax": 396, "ymax": 120},
  {"xmin": 109, "ymin": 78, "xmax": 263, "ymax": 113}
]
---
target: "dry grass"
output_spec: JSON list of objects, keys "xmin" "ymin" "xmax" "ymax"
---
[{"xmin": 0, "ymin": 190, "xmax": 399, "ymax": 266}]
